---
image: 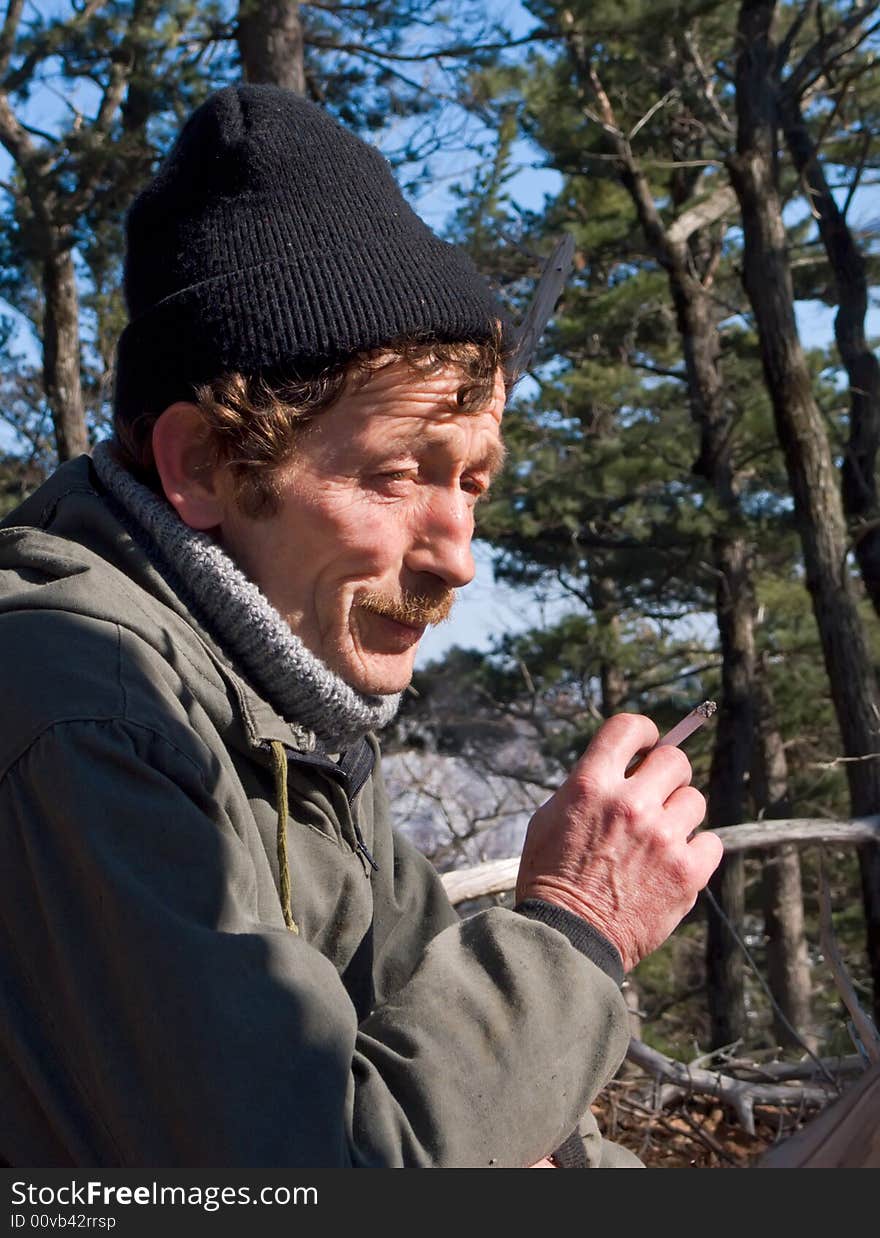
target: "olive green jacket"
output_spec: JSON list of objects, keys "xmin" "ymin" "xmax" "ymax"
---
[{"xmin": 0, "ymin": 457, "xmax": 632, "ymax": 1167}]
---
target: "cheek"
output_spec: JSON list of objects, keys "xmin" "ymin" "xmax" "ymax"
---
[
  {"xmin": 324, "ymin": 498, "xmax": 411, "ymax": 559},
  {"xmin": 309, "ymin": 517, "xmax": 409, "ymax": 600},
  {"xmin": 279, "ymin": 490, "xmax": 367, "ymax": 564},
  {"xmin": 274, "ymin": 480, "xmax": 416, "ymax": 597}
]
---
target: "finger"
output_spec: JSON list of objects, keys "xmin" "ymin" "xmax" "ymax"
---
[
  {"xmin": 687, "ymin": 830, "xmax": 724, "ymax": 886},
  {"xmin": 661, "ymin": 783, "xmax": 707, "ymax": 836},
  {"xmin": 631, "ymin": 744, "xmax": 694, "ymax": 801},
  {"xmin": 577, "ymin": 713, "xmax": 660, "ymax": 779}
]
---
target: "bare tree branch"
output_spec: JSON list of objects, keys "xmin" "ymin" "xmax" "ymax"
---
[
  {"xmin": 625, "ymin": 1039, "xmax": 832, "ymax": 1135},
  {"xmin": 628, "ymin": 88, "xmax": 677, "ymax": 141},
  {"xmin": 784, "ymin": 7, "xmax": 880, "ymax": 102},
  {"xmin": 666, "ymin": 184, "xmax": 738, "ymax": 247},
  {"xmin": 0, "ymin": 92, "xmax": 53, "ymax": 206},
  {"xmin": 2, "ymin": 0, "xmax": 110, "ymax": 93},
  {"xmin": 757, "ymin": 1060, "xmax": 880, "ymax": 1167},
  {"xmin": 776, "ymin": 0, "xmax": 819, "ymax": 73},
  {"xmin": 17, "ymin": 119, "xmax": 57, "ymax": 144},
  {"xmin": 842, "ymin": 126, "xmax": 872, "ymax": 222},
  {"xmin": 92, "ymin": 58, "xmax": 128, "ymax": 138},
  {"xmin": 573, "ymin": 151, "xmax": 723, "ymax": 169},
  {"xmin": 681, "ymin": 28, "xmax": 734, "ymax": 137},
  {"xmin": 303, "ymin": 26, "xmax": 562, "ymax": 63}
]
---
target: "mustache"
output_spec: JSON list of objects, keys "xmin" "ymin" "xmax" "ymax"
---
[{"xmin": 358, "ymin": 588, "xmax": 455, "ymax": 627}]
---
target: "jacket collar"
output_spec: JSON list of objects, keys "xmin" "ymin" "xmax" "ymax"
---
[
  {"xmin": 1, "ymin": 455, "xmax": 386, "ymax": 761},
  {"xmin": 91, "ymin": 443, "xmax": 401, "ymax": 751}
]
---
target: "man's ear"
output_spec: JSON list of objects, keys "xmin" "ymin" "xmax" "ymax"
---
[{"xmin": 151, "ymin": 403, "xmax": 226, "ymax": 531}]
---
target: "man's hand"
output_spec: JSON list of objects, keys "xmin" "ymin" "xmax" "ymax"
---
[{"xmin": 516, "ymin": 713, "xmax": 723, "ymax": 973}]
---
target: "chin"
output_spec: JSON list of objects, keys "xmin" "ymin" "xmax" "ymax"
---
[
  {"xmin": 346, "ymin": 670, "xmax": 412, "ymax": 696},
  {"xmin": 337, "ymin": 654, "xmax": 415, "ymax": 697}
]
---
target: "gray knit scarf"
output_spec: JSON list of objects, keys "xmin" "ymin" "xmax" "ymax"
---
[{"xmin": 91, "ymin": 442, "xmax": 401, "ymax": 750}]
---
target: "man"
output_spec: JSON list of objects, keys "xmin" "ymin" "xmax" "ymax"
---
[{"xmin": 0, "ymin": 85, "xmax": 722, "ymax": 1168}]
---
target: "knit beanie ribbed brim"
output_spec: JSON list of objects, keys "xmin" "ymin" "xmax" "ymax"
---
[{"xmin": 114, "ymin": 85, "xmax": 507, "ymax": 422}]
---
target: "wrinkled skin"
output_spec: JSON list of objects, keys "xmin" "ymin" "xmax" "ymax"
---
[{"xmin": 517, "ymin": 713, "xmax": 723, "ymax": 974}]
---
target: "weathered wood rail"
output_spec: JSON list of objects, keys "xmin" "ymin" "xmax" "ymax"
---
[
  {"xmin": 757, "ymin": 1061, "xmax": 880, "ymax": 1167},
  {"xmin": 439, "ymin": 815, "xmax": 880, "ymax": 905}
]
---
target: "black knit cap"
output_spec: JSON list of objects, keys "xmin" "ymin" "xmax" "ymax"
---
[{"xmin": 114, "ymin": 84, "xmax": 507, "ymax": 423}]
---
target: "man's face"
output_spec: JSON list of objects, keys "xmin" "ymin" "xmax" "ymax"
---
[{"xmin": 216, "ymin": 359, "xmax": 506, "ymax": 695}]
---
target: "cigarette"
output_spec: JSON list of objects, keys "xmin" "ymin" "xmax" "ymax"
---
[
  {"xmin": 625, "ymin": 701, "xmax": 717, "ymax": 774},
  {"xmin": 656, "ymin": 700, "xmax": 717, "ymax": 749}
]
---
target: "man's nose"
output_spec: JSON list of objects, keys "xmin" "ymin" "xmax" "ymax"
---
[{"xmin": 404, "ymin": 489, "xmax": 476, "ymax": 589}]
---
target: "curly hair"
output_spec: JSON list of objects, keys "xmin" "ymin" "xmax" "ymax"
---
[{"xmin": 113, "ymin": 327, "xmax": 507, "ymax": 518}]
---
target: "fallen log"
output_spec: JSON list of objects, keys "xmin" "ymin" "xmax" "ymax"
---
[{"xmin": 721, "ymin": 1054, "xmax": 863, "ymax": 1083}]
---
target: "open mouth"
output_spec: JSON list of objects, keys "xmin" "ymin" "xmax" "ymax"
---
[{"xmin": 357, "ymin": 606, "xmax": 425, "ymax": 649}]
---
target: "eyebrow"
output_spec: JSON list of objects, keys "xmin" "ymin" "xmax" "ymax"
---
[
  {"xmin": 401, "ymin": 426, "xmax": 508, "ymax": 480},
  {"xmin": 482, "ymin": 439, "xmax": 507, "ymax": 480}
]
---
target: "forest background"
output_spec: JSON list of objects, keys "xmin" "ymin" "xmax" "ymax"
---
[{"xmin": 0, "ymin": 0, "xmax": 878, "ymax": 1166}]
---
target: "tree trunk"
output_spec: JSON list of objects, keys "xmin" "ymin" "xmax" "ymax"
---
[
  {"xmin": 668, "ymin": 244, "xmax": 754, "ymax": 1051},
  {"xmin": 591, "ymin": 572, "xmax": 627, "ymax": 717},
  {"xmin": 729, "ymin": 0, "xmax": 880, "ymax": 1023},
  {"xmin": 780, "ymin": 94, "xmax": 880, "ymax": 618},
  {"xmin": 572, "ymin": 44, "xmax": 758, "ymax": 1047},
  {"xmin": 761, "ymin": 847, "xmax": 814, "ymax": 1048},
  {"xmin": 703, "ymin": 533, "xmax": 753, "ymax": 1049},
  {"xmin": 237, "ymin": 0, "xmax": 306, "ymax": 93},
  {"xmin": 0, "ymin": 89, "xmax": 89, "ymax": 464},
  {"xmin": 43, "ymin": 246, "xmax": 88, "ymax": 461},
  {"xmin": 121, "ymin": 0, "xmax": 167, "ymax": 145},
  {"xmin": 752, "ymin": 654, "xmax": 814, "ymax": 1050}
]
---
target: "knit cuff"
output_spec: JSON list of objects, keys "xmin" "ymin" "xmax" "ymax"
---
[
  {"xmin": 514, "ymin": 899, "xmax": 624, "ymax": 987},
  {"xmin": 550, "ymin": 1129, "xmax": 590, "ymax": 1169}
]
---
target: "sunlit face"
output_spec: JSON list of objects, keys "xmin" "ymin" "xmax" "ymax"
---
[{"xmin": 215, "ymin": 360, "xmax": 506, "ymax": 695}]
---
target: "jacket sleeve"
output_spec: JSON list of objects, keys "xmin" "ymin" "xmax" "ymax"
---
[
  {"xmin": 366, "ymin": 754, "xmax": 634, "ymax": 1168},
  {"xmin": 0, "ymin": 716, "xmax": 631, "ymax": 1168}
]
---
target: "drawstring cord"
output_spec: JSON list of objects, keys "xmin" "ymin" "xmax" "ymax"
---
[{"xmin": 269, "ymin": 740, "xmax": 299, "ymax": 934}]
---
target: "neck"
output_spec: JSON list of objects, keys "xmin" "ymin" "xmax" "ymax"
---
[{"xmin": 91, "ymin": 442, "xmax": 401, "ymax": 750}]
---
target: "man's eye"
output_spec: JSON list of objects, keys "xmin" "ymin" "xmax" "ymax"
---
[
  {"xmin": 372, "ymin": 470, "xmax": 416, "ymax": 492},
  {"xmin": 377, "ymin": 470, "xmax": 414, "ymax": 484},
  {"xmin": 462, "ymin": 478, "xmax": 489, "ymax": 501}
]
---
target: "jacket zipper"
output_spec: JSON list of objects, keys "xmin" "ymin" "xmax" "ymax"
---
[{"xmin": 260, "ymin": 738, "xmax": 379, "ymax": 870}]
